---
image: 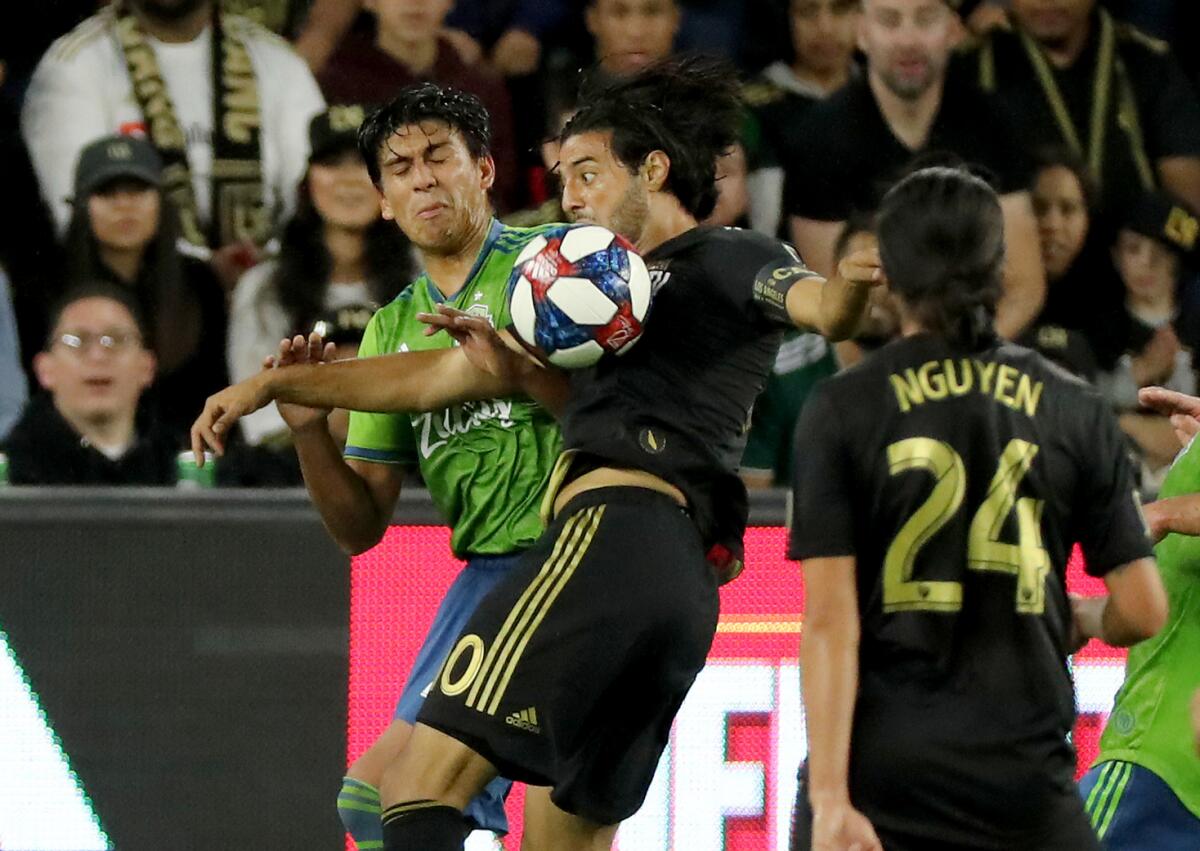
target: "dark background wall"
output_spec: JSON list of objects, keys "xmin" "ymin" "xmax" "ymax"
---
[{"xmin": 0, "ymin": 490, "xmax": 355, "ymax": 850}]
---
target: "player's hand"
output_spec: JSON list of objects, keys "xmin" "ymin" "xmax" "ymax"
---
[
  {"xmin": 210, "ymin": 239, "xmax": 262, "ymax": 292},
  {"xmin": 1138, "ymin": 386, "xmax": 1200, "ymax": 447},
  {"xmin": 1140, "ymin": 499, "xmax": 1170, "ymax": 545},
  {"xmin": 191, "ymin": 372, "xmax": 275, "ymax": 462},
  {"xmin": 1068, "ymin": 593, "xmax": 1105, "ymax": 652},
  {"xmin": 811, "ymin": 798, "xmax": 883, "ymax": 851},
  {"xmin": 270, "ymin": 333, "xmax": 337, "ymax": 433},
  {"xmin": 418, "ymin": 305, "xmax": 527, "ymax": 382},
  {"xmin": 837, "ymin": 246, "xmax": 886, "ymax": 289},
  {"xmin": 965, "ymin": 2, "xmax": 1011, "ymax": 36},
  {"xmin": 441, "ymin": 27, "xmax": 482, "ymax": 65},
  {"xmin": 1131, "ymin": 326, "xmax": 1181, "ymax": 387},
  {"xmin": 491, "ymin": 28, "xmax": 541, "ymax": 76}
]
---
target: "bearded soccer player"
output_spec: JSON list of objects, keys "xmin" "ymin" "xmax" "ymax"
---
[{"xmin": 193, "ymin": 57, "xmax": 882, "ymax": 849}]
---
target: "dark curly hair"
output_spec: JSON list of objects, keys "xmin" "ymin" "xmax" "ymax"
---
[
  {"xmin": 561, "ymin": 56, "xmax": 745, "ymax": 220},
  {"xmin": 358, "ymin": 83, "xmax": 492, "ymax": 186}
]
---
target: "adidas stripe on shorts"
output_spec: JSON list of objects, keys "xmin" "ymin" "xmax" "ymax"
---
[
  {"xmin": 1080, "ymin": 760, "xmax": 1200, "ymax": 849},
  {"xmin": 417, "ymin": 486, "xmax": 720, "ymax": 825}
]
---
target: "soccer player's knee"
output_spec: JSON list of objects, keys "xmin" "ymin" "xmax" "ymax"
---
[
  {"xmin": 380, "ymin": 726, "xmax": 497, "ymax": 809},
  {"xmin": 337, "ymin": 776, "xmax": 383, "ymax": 847}
]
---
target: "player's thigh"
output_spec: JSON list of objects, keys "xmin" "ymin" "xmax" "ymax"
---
[
  {"xmin": 347, "ymin": 718, "xmax": 414, "ymax": 787},
  {"xmin": 379, "ymin": 721, "xmax": 499, "ymax": 809},
  {"xmin": 521, "ymin": 786, "xmax": 618, "ymax": 851}
]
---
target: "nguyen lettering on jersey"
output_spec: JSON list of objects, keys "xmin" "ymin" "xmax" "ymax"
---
[{"xmin": 889, "ymin": 358, "xmax": 1044, "ymax": 416}]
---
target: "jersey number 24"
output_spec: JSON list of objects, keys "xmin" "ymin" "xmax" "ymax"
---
[{"xmin": 884, "ymin": 437, "xmax": 1051, "ymax": 615}]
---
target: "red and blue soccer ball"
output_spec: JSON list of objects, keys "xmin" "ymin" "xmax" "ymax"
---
[{"xmin": 508, "ymin": 224, "xmax": 653, "ymax": 369}]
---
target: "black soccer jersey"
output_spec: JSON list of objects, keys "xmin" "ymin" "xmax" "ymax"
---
[
  {"xmin": 788, "ymin": 334, "xmax": 1153, "ymax": 846},
  {"xmin": 560, "ymin": 225, "xmax": 815, "ymax": 569}
]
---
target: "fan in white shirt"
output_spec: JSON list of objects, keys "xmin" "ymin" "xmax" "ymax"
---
[{"xmin": 22, "ymin": 0, "xmax": 324, "ymax": 282}]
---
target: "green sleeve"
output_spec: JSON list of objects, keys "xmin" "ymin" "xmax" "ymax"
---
[
  {"xmin": 343, "ymin": 312, "xmax": 417, "ymax": 466},
  {"xmin": 741, "ymin": 386, "xmax": 784, "ymax": 476}
]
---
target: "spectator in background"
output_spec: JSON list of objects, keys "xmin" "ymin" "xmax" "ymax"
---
[
  {"xmin": 825, "ymin": 213, "xmax": 900, "ymax": 369},
  {"xmin": 744, "ymin": 0, "xmax": 860, "ymax": 236},
  {"xmin": 227, "ymin": 105, "xmax": 413, "ymax": 447},
  {"xmin": 971, "ymin": 0, "xmax": 1200, "ymax": 219},
  {"xmin": 786, "ymin": 0, "xmax": 1045, "ymax": 339},
  {"xmin": 3, "ymin": 284, "xmax": 177, "ymax": 485},
  {"xmin": 65, "ymin": 134, "xmax": 228, "ymax": 437},
  {"xmin": 21, "ymin": 0, "xmax": 325, "ymax": 289},
  {"xmin": 502, "ymin": 78, "xmax": 574, "ymax": 227},
  {"xmin": 1024, "ymin": 149, "xmax": 1125, "ymax": 372},
  {"xmin": 442, "ymin": 0, "xmax": 571, "ymax": 78},
  {"xmin": 0, "ymin": 267, "xmax": 28, "ymax": 442},
  {"xmin": 287, "ymin": 0, "xmax": 569, "ymax": 75},
  {"xmin": 317, "ymin": 0, "xmax": 520, "ymax": 211},
  {"xmin": 586, "ymin": 0, "xmax": 680, "ymax": 78},
  {"xmin": 704, "ymin": 142, "xmax": 751, "ymax": 229},
  {"xmin": 1101, "ymin": 193, "xmax": 1200, "ymax": 486},
  {"xmin": 0, "ymin": 73, "xmax": 59, "ymax": 374}
]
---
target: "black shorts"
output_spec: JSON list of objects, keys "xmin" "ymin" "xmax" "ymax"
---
[
  {"xmin": 418, "ymin": 486, "xmax": 719, "ymax": 825},
  {"xmin": 790, "ymin": 767, "xmax": 1101, "ymax": 851}
]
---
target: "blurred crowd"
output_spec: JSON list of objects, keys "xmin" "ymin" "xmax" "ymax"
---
[{"xmin": 1, "ymin": 0, "xmax": 1199, "ymax": 494}]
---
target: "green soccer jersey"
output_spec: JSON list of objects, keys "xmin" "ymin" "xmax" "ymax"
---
[
  {"xmin": 344, "ymin": 220, "xmax": 563, "ymax": 557},
  {"xmin": 741, "ymin": 330, "xmax": 839, "ymax": 485},
  {"xmin": 1096, "ymin": 436, "xmax": 1200, "ymax": 818}
]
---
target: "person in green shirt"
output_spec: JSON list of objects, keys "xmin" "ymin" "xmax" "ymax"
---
[
  {"xmin": 1080, "ymin": 384, "xmax": 1200, "ymax": 847},
  {"xmin": 269, "ymin": 83, "xmax": 567, "ymax": 849}
]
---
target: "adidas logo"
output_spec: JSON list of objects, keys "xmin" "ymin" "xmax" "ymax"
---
[{"xmin": 504, "ymin": 706, "xmax": 541, "ymax": 734}]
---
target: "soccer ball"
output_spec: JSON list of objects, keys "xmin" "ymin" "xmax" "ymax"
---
[{"xmin": 508, "ymin": 224, "xmax": 652, "ymax": 369}]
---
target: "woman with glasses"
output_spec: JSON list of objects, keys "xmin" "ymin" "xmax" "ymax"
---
[{"xmin": 64, "ymin": 134, "xmax": 229, "ymax": 436}]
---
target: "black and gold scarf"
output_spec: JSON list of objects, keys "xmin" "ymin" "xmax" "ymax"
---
[
  {"xmin": 113, "ymin": 2, "xmax": 270, "ymax": 249},
  {"xmin": 979, "ymin": 9, "xmax": 1155, "ymax": 194}
]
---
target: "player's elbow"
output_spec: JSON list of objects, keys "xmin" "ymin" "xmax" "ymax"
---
[
  {"xmin": 1114, "ymin": 580, "xmax": 1169, "ymax": 645},
  {"xmin": 818, "ymin": 314, "xmax": 858, "ymax": 343},
  {"xmin": 1132, "ymin": 590, "xmax": 1169, "ymax": 642},
  {"xmin": 335, "ymin": 524, "xmax": 389, "ymax": 557}
]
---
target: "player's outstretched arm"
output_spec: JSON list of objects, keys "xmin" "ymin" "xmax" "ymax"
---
[
  {"xmin": 1071, "ymin": 558, "xmax": 1168, "ymax": 648},
  {"xmin": 1143, "ymin": 494, "xmax": 1200, "ymax": 543},
  {"xmin": 1138, "ymin": 386, "xmax": 1200, "ymax": 446},
  {"xmin": 801, "ymin": 555, "xmax": 884, "ymax": 851},
  {"xmin": 787, "ymin": 247, "xmax": 884, "ymax": 342},
  {"xmin": 191, "ymin": 346, "xmax": 512, "ymax": 460},
  {"xmin": 419, "ymin": 304, "xmax": 572, "ymax": 417},
  {"xmin": 271, "ymin": 334, "xmax": 405, "ymax": 555}
]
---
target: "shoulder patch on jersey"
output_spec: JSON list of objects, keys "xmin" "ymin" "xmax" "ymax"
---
[{"xmin": 1116, "ymin": 23, "xmax": 1170, "ymax": 55}]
